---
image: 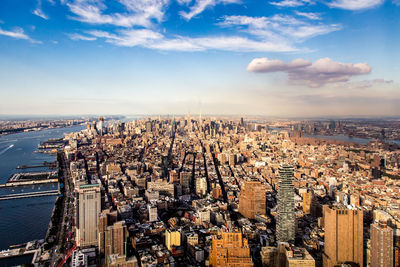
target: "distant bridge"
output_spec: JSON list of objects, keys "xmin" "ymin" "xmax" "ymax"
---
[{"xmin": 0, "ymin": 190, "xmax": 59, "ymax": 200}]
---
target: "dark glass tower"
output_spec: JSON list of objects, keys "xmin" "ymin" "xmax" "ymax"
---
[{"xmin": 276, "ymin": 164, "xmax": 295, "ymax": 244}]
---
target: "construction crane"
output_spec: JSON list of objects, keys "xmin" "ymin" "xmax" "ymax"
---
[{"xmin": 57, "ymin": 238, "xmax": 82, "ymax": 267}]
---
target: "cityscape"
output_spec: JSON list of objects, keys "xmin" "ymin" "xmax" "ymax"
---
[{"xmin": 1, "ymin": 0, "xmax": 400, "ymax": 267}]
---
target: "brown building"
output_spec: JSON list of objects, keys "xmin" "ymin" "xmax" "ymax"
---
[
  {"xmin": 261, "ymin": 244, "xmax": 315, "ymax": 267},
  {"xmin": 302, "ymin": 190, "xmax": 316, "ymax": 216},
  {"xmin": 239, "ymin": 179, "xmax": 266, "ymax": 219},
  {"xmin": 323, "ymin": 205, "xmax": 363, "ymax": 267},
  {"xmin": 105, "ymin": 221, "xmax": 129, "ymax": 266},
  {"xmin": 370, "ymin": 222, "xmax": 393, "ymax": 267},
  {"xmin": 99, "ymin": 209, "xmax": 118, "ymax": 254},
  {"xmin": 210, "ymin": 230, "xmax": 253, "ymax": 267}
]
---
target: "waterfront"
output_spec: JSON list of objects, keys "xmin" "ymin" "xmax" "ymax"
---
[{"xmin": 0, "ymin": 125, "xmax": 85, "ymax": 265}]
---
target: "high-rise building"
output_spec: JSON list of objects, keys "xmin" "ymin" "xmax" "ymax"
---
[
  {"xmin": 276, "ymin": 164, "xmax": 295, "ymax": 244},
  {"xmin": 370, "ymin": 222, "xmax": 393, "ymax": 267},
  {"xmin": 323, "ymin": 205, "xmax": 363, "ymax": 267},
  {"xmin": 302, "ymin": 190, "xmax": 317, "ymax": 216},
  {"xmin": 76, "ymin": 184, "xmax": 101, "ymax": 247},
  {"xmin": 210, "ymin": 230, "xmax": 253, "ymax": 267},
  {"xmin": 239, "ymin": 179, "xmax": 266, "ymax": 219},
  {"xmin": 105, "ymin": 221, "xmax": 129, "ymax": 266},
  {"xmin": 195, "ymin": 177, "xmax": 207, "ymax": 197},
  {"xmin": 180, "ymin": 171, "xmax": 191, "ymax": 194},
  {"xmin": 165, "ymin": 229, "xmax": 181, "ymax": 250},
  {"xmin": 99, "ymin": 209, "xmax": 118, "ymax": 254},
  {"xmin": 148, "ymin": 205, "xmax": 157, "ymax": 222}
]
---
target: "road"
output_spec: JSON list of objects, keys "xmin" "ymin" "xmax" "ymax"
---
[{"xmin": 48, "ymin": 153, "xmax": 75, "ymax": 267}]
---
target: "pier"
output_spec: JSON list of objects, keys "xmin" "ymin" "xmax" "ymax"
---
[
  {"xmin": 0, "ymin": 248, "xmax": 39, "ymax": 260},
  {"xmin": 16, "ymin": 161, "xmax": 57, "ymax": 170},
  {"xmin": 0, "ymin": 178, "xmax": 58, "ymax": 188},
  {"xmin": 0, "ymin": 190, "xmax": 59, "ymax": 200}
]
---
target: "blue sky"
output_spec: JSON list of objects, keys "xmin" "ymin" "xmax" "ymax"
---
[{"xmin": 0, "ymin": 0, "xmax": 399, "ymax": 117}]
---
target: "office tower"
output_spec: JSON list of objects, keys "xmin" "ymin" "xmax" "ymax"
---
[
  {"xmin": 99, "ymin": 209, "xmax": 118, "ymax": 254},
  {"xmin": 302, "ymin": 190, "xmax": 316, "ymax": 216},
  {"xmin": 323, "ymin": 205, "xmax": 363, "ymax": 267},
  {"xmin": 370, "ymin": 222, "xmax": 393, "ymax": 267},
  {"xmin": 105, "ymin": 221, "xmax": 129, "ymax": 265},
  {"xmin": 148, "ymin": 205, "xmax": 157, "ymax": 222},
  {"xmin": 76, "ymin": 184, "xmax": 101, "ymax": 247},
  {"xmin": 169, "ymin": 169, "xmax": 179, "ymax": 183},
  {"xmin": 145, "ymin": 121, "xmax": 152, "ymax": 133},
  {"xmin": 195, "ymin": 177, "xmax": 207, "ymax": 197},
  {"xmin": 239, "ymin": 179, "xmax": 266, "ymax": 219},
  {"xmin": 261, "ymin": 246, "xmax": 277, "ymax": 267},
  {"xmin": 210, "ymin": 230, "xmax": 253, "ymax": 267},
  {"xmin": 165, "ymin": 229, "xmax": 181, "ymax": 250},
  {"xmin": 282, "ymin": 245, "xmax": 315, "ymax": 267},
  {"xmin": 180, "ymin": 171, "xmax": 191, "ymax": 194},
  {"xmin": 276, "ymin": 164, "xmax": 295, "ymax": 244}
]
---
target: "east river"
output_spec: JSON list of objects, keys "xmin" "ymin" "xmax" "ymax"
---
[{"xmin": 0, "ymin": 125, "xmax": 84, "ymax": 266}]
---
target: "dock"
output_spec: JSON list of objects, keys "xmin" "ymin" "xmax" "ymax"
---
[
  {"xmin": 8, "ymin": 171, "xmax": 57, "ymax": 182},
  {"xmin": 0, "ymin": 190, "xmax": 59, "ymax": 200},
  {"xmin": 0, "ymin": 178, "xmax": 58, "ymax": 188},
  {"xmin": 0, "ymin": 248, "xmax": 39, "ymax": 259}
]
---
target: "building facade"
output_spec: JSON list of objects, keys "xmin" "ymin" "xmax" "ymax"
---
[
  {"xmin": 276, "ymin": 164, "xmax": 295, "ymax": 244},
  {"xmin": 370, "ymin": 222, "xmax": 393, "ymax": 267},
  {"xmin": 76, "ymin": 184, "xmax": 101, "ymax": 247},
  {"xmin": 323, "ymin": 205, "xmax": 363, "ymax": 267},
  {"xmin": 239, "ymin": 179, "xmax": 266, "ymax": 219}
]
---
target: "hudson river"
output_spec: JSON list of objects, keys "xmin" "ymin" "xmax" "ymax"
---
[{"xmin": 0, "ymin": 125, "xmax": 84, "ymax": 266}]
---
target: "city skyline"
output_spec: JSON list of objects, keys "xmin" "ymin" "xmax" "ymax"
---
[{"xmin": 0, "ymin": 0, "xmax": 400, "ymax": 116}]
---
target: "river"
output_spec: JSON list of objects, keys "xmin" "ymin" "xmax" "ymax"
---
[{"xmin": 0, "ymin": 125, "xmax": 85, "ymax": 266}]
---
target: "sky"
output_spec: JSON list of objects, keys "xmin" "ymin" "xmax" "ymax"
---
[{"xmin": 0, "ymin": 0, "xmax": 399, "ymax": 117}]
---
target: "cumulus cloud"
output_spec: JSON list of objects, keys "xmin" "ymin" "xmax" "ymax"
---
[
  {"xmin": 180, "ymin": 0, "xmax": 240, "ymax": 21},
  {"xmin": 33, "ymin": 0, "xmax": 49, "ymax": 20},
  {"xmin": 328, "ymin": 0, "xmax": 384, "ymax": 10},
  {"xmin": 247, "ymin": 57, "xmax": 372, "ymax": 87},
  {"xmin": 64, "ymin": 0, "xmax": 170, "ymax": 28},
  {"xmin": 270, "ymin": 0, "xmax": 313, "ymax": 7}
]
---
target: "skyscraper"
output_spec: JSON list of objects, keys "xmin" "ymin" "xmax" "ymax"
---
[
  {"xmin": 239, "ymin": 179, "xmax": 266, "ymax": 219},
  {"xmin": 323, "ymin": 205, "xmax": 363, "ymax": 267},
  {"xmin": 210, "ymin": 229, "xmax": 253, "ymax": 267},
  {"xmin": 76, "ymin": 184, "xmax": 101, "ymax": 247},
  {"xmin": 105, "ymin": 221, "xmax": 129, "ymax": 265},
  {"xmin": 370, "ymin": 222, "xmax": 393, "ymax": 267},
  {"xmin": 276, "ymin": 164, "xmax": 295, "ymax": 244}
]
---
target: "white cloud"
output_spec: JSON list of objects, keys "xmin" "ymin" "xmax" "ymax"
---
[
  {"xmin": 0, "ymin": 26, "xmax": 42, "ymax": 43},
  {"xmin": 328, "ymin": 0, "xmax": 384, "ymax": 10},
  {"xmin": 218, "ymin": 14, "xmax": 340, "ymax": 42},
  {"xmin": 87, "ymin": 29, "xmax": 296, "ymax": 52},
  {"xmin": 336, "ymin": 79, "xmax": 394, "ymax": 89},
  {"xmin": 177, "ymin": 0, "xmax": 192, "ymax": 4},
  {"xmin": 68, "ymin": 33, "xmax": 97, "ymax": 41},
  {"xmin": 0, "ymin": 27, "xmax": 30, "ymax": 40},
  {"xmin": 247, "ymin": 57, "xmax": 372, "ymax": 87},
  {"xmin": 180, "ymin": 0, "xmax": 240, "ymax": 21},
  {"xmin": 65, "ymin": 0, "xmax": 170, "ymax": 27},
  {"xmin": 393, "ymin": 0, "xmax": 400, "ymax": 6},
  {"xmin": 295, "ymin": 11, "xmax": 322, "ymax": 20},
  {"xmin": 33, "ymin": 0, "xmax": 49, "ymax": 20},
  {"xmin": 270, "ymin": 0, "xmax": 313, "ymax": 7}
]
